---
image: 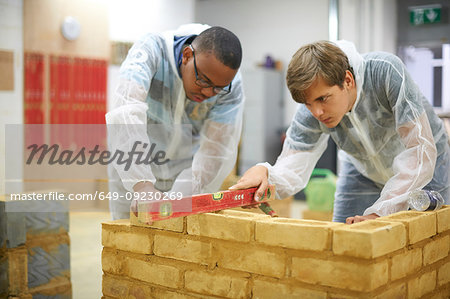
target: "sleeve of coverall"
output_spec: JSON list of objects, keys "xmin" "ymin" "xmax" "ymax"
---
[
  {"xmin": 105, "ymin": 36, "xmax": 161, "ymax": 192},
  {"xmin": 191, "ymin": 72, "xmax": 245, "ymax": 194},
  {"xmin": 364, "ymin": 55, "xmax": 437, "ymax": 216},
  {"xmin": 258, "ymin": 105, "xmax": 330, "ymax": 199}
]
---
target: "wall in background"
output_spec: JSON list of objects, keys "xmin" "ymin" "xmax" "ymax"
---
[
  {"xmin": 108, "ymin": 0, "xmax": 195, "ymax": 42},
  {"xmin": 24, "ymin": 0, "xmax": 109, "ymax": 58},
  {"xmin": 340, "ymin": 0, "xmax": 397, "ymax": 54},
  {"xmin": 20, "ymin": 0, "xmax": 110, "ymax": 195},
  {"xmin": 0, "ymin": 0, "xmax": 23, "ymax": 195},
  {"xmin": 397, "ymin": 0, "xmax": 450, "ymax": 48},
  {"xmin": 396, "ymin": 0, "xmax": 450, "ymax": 113}
]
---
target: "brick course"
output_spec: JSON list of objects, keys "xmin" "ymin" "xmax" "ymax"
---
[
  {"xmin": 184, "ymin": 269, "xmax": 249, "ymax": 298},
  {"xmin": 332, "ymin": 220, "xmax": 406, "ymax": 258},
  {"xmin": 256, "ymin": 218, "xmax": 342, "ymax": 251}
]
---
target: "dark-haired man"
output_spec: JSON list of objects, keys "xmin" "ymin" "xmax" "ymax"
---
[{"xmin": 106, "ymin": 24, "xmax": 244, "ymax": 220}]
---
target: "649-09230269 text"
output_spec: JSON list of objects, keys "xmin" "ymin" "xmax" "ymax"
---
[{"xmin": 9, "ymin": 191, "xmax": 184, "ymax": 201}]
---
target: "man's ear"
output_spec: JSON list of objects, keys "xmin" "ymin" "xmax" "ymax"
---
[
  {"xmin": 344, "ymin": 69, "xmax": 354, "ymax": 87},
  {"xmin": 181, "ymin": 46, "xmax": 192, "ymax": 65}
]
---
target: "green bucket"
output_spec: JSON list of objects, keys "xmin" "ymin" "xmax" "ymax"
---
[{"xmin": 304, "ymin": 168, "xmax": 336, "ymax": 211}]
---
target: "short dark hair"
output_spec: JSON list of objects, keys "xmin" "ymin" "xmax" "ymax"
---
[{"xmin": 192, "ymin": 26, "xmax": 242, "ymax": 70}]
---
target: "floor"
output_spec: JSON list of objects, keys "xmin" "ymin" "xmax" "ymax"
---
[
  {"xmin": 69, "ymin": 211, "xmax": 111, "ymax": 299},
  {"xmin": 68, "ymin": 200, "xmax": 308, "ymax": 298}
]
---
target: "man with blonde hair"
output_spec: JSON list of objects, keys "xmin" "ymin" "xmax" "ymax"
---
[{"xmin": 231, "ymin": 40, "xmax": 449, "ymax": 224}]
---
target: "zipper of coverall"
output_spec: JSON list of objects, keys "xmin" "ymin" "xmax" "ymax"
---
[
  {"xmin": 347, "ymin": 112, "xmax": 391, "ymax": 182},
  {"xmin": 165, "ymin": 86, "xmax": 185, "ymax": 160}
]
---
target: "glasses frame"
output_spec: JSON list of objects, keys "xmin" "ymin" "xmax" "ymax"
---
[{"xmin": 189, "ymin": 45, "xmax": 232, "ymax": 95}]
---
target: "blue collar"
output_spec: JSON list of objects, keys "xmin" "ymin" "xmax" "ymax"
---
[{"xmin": 174, "ymin": 34, "xmax": 196, "ymax": 77}]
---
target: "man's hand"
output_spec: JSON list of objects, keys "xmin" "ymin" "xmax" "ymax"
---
[
  {"xmin": 345, "ymin": 213, "xmax": 379, "ymax": 224},
  {"xmin": 132, "ymin": 181, "xmax": 161, "ymax": 224},
  {"xmin": 229, "ymin": 165, "xmax": 269, "ymax": 205}
]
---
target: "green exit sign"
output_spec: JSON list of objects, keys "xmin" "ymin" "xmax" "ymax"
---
[{"xmin": 409, "ymin": 4, "xmax": 442, "ymax": 26}]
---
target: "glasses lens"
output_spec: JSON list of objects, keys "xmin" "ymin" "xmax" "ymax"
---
[
  {"xmin": 214, "ymin": 88, "xmax": 229, "ymax": 95},
  {"xmin": 195, "ymin": 79, "xmax": 210, "ymax": 88}
]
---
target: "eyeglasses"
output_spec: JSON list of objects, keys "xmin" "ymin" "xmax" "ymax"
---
[{"xmin": 190, "ymin": 45, "xmax": 232, "ymax": 95}]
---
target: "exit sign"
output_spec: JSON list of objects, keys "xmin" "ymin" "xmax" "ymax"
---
[{"xmin": 409, "ymin": 4, "xmax": 442, "ymax": 26}]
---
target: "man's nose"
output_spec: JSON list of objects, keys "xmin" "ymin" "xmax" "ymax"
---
[
  {"xmin": 311, "ymin": 104, "xmax": 324, "ymax": 118},
  {"xmin": 201, "ymin": 87, "xmax": 217, "ymax": 98}
]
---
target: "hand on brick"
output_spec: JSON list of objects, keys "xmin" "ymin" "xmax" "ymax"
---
[
  {"xmin": 345, "ymin": 213, "xmax": 379, "ymax": 224},
  {"xmin": 229, "ymin": 165, "xmax": 269, "ymax": 203},
  {"xmin": 131, "ymin": 181, "xmax": 162, "ymax": 224}
]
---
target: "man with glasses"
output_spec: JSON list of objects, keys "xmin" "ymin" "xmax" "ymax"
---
[{"xmin": 106, "ymin": 24, "xmax": 244, "ymax": 220}]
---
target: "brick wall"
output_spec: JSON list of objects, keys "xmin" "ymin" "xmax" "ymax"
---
[
  {"xmin": 102, "ymin": 207, "xmax": 450, "ymax": 298},
  {"xmin": 0, "ymin": 197, "xmax": 72, "ymax": 298}
]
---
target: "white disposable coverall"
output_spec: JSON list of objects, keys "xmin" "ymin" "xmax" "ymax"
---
[
  {"xmin": 261, "ymin": 40, "xmax": 449, "ymax": 221},
  {"xmin": 106, "ymin": 24, "xmax": 244, "ymax": 219}
]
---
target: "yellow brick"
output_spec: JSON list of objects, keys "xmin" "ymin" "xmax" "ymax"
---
[
  {"xmin": 373, "ymin": 283, "xmax": 406, "ymax": 299},
  {"xmin": 438, "ymin": 260, "xmax": 450, "ymax": 286},
  {"xmin": 187, "ymin": 211, "xmax": 268, "ymax": 242},
  {"xmin": 424, "ymin": 235, "xmax": 450, "ymax": 266},
  {"xmin": 102, "ymin": 274, "xmax": 129, "ymax": 298},
  {"xmin": 302, "ymin": 209, "xmax": 333, "ymax": 221},
  {"xmin": 329, "ymin": 285, "xmax": 406, "ymax": 299},
  {"xmin": 127, "ymin": 257, "xmax": 181, "ymax": 288},
  {"xmin": 127, "ymin": 281, "xmax": 153, "ymax": 299},
  {"xmin": 219, "ymin": 209, "xmax": 268, "ymax": 218},
  {"xmin": 152, "ymin": 287, "xmax": 200, "ymax": 299},
  {"xmin": 15, "ymin": 294, "xmax": 33, "ymax": 299},
  {"xmin": 391, "ymin": 248, "xmax": 422, "ymax": 280},
  {"xmin": 291, "ymin": 257, "xmax": 388, "ymax": 292},
  {"xmin": 377, "ymin": 211, "xmax": 436, "ymax": 244},
  {"xmin": 184, "ymin": 269, "xmax": 248, "ymax": 298},
  {"xmin": 407, "ymin": 270, "xmax": 436, "ymax": 299},
  {"xmin": 29, "ymin": 278, "xmax": 72, "ymax": 297},
  {"xmin": 102, "ymin": 274, "xmax": 154, "ymax": 299},
  {"xmin": 327, "ymin": 293, "xmax": 356, "ymax": 299},
  {"xmin": 153, "ymin": 234, "xmax": 211, "ymax": 265},
  {"xmin": 437, "ymin": 205, "xmax": 450, "ymax": 233},
  {"xmin": 252, "ymin": 279, "xmax": 327, "ymax": 299},
  {"xmin": 332, "ymin": 220, "xmax": 406, "ymax": 258},
  {"xmin": 130, "ymin": 212, "xmax": 184, "ymax": 232},
  {"xmin": 215, "ymin": 242, "xmax": 285, "ymax": 278},
  {"xmin": 102, "ymin": 229, "xmax": 152, "ymax": 254},
  {"xmin": 255, "ymin": 218, "xmax": 342, "ymax": 251},
  {"xmin": 101, "ymin": 248, "xmax": 126, "ymax": 275},
  {"xmin": 7, "ymin": 248, "xmax": 28, "ymax": 294}
]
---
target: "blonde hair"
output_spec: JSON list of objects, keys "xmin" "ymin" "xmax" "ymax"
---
[{"xmin": 286, "ymin": 40, "xmax": 352, "ymax": 103}]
